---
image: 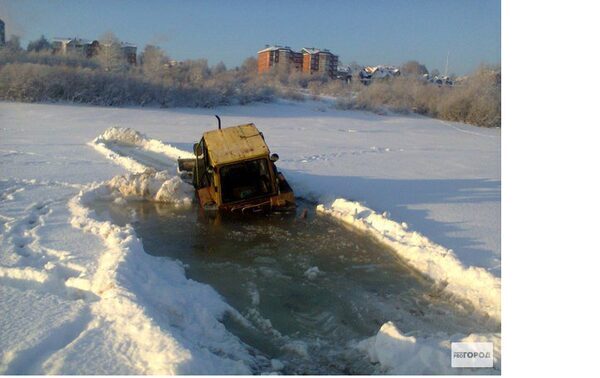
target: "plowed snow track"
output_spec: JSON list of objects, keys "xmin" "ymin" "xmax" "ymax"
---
[{"xmin": 103, "ymin": 143, "xmax": 178, "ymax": 173}]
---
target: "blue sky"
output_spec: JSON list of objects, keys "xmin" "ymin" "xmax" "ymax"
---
[{"xmin": 0, "ymin": 0, "xmax": 500, "ymax": 75}]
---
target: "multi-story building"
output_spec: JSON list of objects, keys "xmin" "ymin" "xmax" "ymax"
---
[
  {"xmin": 301, "ymin": 48, "xmax": 338, "ymax": 77},
  {"xmin": 52, "ymin": 37, "xmax": 136, "ymax": 64},
  {"xmin": 0, "ymin": 18, "xmax": 5, "ymax": 46},
  {"xmin": 257, "ymin": 45, "xmax": 338, "ymax": 77},
  {"xmin": 118, "ymin": 42, "xmax": 137, "ymax": 65},
  {"xmin": 257, "ymin": 45, "xmax": 303, "ymax": 73},
  {"xmin": 52, "ymin": 38, "xmax": 98, "ymax": 57}
]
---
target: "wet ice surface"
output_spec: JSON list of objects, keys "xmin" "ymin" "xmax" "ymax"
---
[{"xmin": 92, "ymin": 200, "xmax": 496, "ymax": 374}]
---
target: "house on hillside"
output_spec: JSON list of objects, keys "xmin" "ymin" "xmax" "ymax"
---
[
  {"xmin": 52, "ymin": 38, "xmax": 100, "ymax": 58},
  {"xmin": 52, "ymin": 37, "xmax": 136, "ymax": 64},
  {"xmin": 119, "ymin": 42, "xmax": 137, "ymax": 65},
  {"xmin": 359, "ymin": 65, "xmax": 401, "ymax": 84}
]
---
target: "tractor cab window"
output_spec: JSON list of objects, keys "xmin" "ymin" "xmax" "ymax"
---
[{"xmin": 220, "ymin": 159, "xmax": 273, "ymax": 203}]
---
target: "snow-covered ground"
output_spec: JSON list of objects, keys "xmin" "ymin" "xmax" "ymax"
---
[{"xmin": 1, "ymin": 99, "xmax": 500, "ymax": 374}]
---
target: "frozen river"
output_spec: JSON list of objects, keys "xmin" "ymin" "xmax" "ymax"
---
[{"xmin": 92, "ymin": 199, "xmax": 496, "ymax": 374}]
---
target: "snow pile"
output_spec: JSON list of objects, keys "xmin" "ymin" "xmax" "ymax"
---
[
  {"xmin": 358, "ymin": 321, "xmax": 500, "ymax": 374},
  {"xmin": 88, "ymin": 139, "xmax": 148, "ymax": 174},
  {"xmin": 38, "ymin": 127, "xmax": 255, "ymax": 373},
  {"xmin": 63, "ymin": 187, "xmax": 253, "ymax": 374},
  {"xmin": 92, "ymin": 127, "xmax": 194, "ymax": 161},
  {"xmin": 317, "ymin": 199, "xmax": 500, "ymax": 323},
  {"xmin": 106, "ymin": 170, "xmax": 194, "ymax": 206},
  {"xmin": 88, "ymin": 127, "xmax": 195, "ymax": 206},
  {"xmin": 89, "ymin": 127, "xmax": 193, "ymax": 174}
]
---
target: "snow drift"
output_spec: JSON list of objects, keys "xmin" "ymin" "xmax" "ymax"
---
[
  {"xmin": 317, "ymin": 199, "xmax": 500, "ymax": 323},
  {"xmin": 65, "ymin": 187, "xmax": 253, "ymax": 374},
  {"xmin": 106, "ymin": 171, "xmax": 194, "ymax": 206},
  {"xmin": 357, "ymin": 321, "xmax": 500, "ymax": 374},
  {"xmin": 89, "ymin": 127, "xmax": 194, "ymax": 206},
  {"xmin": 51, "ymin": 127, "xmax": 257, "ymax": 373},
  {"xmin": 92, "ymin": 127, "xmax": 194, "ymax": 161}
]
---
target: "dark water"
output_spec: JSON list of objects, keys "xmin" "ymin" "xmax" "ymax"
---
[{"xmin": 92, "ymin": 200, "xmax": 495, "ymax": 374}]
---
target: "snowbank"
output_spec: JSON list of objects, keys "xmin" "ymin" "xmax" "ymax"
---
[
  {"xmin": 92, "ymin": 127, "xmax": 194, "ymax": 161},
  {"xmin": 89, "ymin": 127, "xmax": 193, "ymax": 174},
  {"xmin": 106, "ymin": 170, "xmax": 194, "ymax": 206},
  {"xmin": 89, "ymin": 127, "xmax": 194, "ymax": 206},
  {"xmin": 358, "ymin": 321, "xmax": 500, "ymax": 374},
  {"xmin": 317, "ymin": 199, "xmax": 501, "ymax": 323},
  {"xmin": 65, "ymin": 186, "xmax": 252, "ymax": 374},
  {"xmin": 45, "ymin": 127, "xmax": 256, "ymax": 373}
]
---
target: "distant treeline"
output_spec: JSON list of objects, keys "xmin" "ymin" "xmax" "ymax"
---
[{"xmin": 0, "ymin": 35, "xmax": 500, "ymax": 127}]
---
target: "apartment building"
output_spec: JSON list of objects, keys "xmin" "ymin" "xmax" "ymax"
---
[{"xmin": 258, "ymin": 45, "xmax": 339, "ymax": 77}]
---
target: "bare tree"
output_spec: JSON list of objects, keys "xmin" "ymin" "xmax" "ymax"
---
[
  {"xmin": 27, "ymin": 35, "xmax": 51, "ymax": 52},
  {"xmin": 98, "ymin": 32, "xmax": 126, "ymax": 72},
  {"xmin": 212, "ymin": 61, "xmax": 227, "ymax": 75},
  {"xmin": 400, "ymin": 60, "xmax": 429, "ymax": 76},
  {"xmin": 240, "ymin": 57, "xmax": 257, "ymax": 75},
  {"xmin": 4, "ymin": 35, "xmax": 22, "ymax": 52},
  {"xmin": 139, "ymin": 44, "xmax": 169, "ymax": 78}
]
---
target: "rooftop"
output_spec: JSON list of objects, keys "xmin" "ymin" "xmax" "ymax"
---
[
  {"xmin": 301, "ymin": 47, "xmax": 333, "ymax": 55},
  {"xmin": 203, "ymin": 123, "xmax": 270, "ymax": 166},
  {"xmin": 53, "ymin": 37, "xmax": 93, "ymax": 44},
  {"xmin": 257, "ymin": 45, "xmax": 292, "ymax": 54}
]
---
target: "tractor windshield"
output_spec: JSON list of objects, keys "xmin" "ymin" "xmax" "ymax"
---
[{"xmin": 219, "ymin": 158, "xmax": 273, "ymax": 203}]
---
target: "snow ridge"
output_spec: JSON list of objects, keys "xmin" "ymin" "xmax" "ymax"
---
[
  {"xmin": 65, "ymin": 186, "xmax": 252, "ymax": 374},
  {"xmin": 57, "ymin": 127, "xmax": 256, "ymax": 373},
  {"xmin": 89, "ymin": 127, "xmax": 194, "ymax": 172},
  {"xmin": 89, "ymin": 127, "xmax": 194, "ymax": 205},
  {"xmin": 357, "ymin": 321, "xmax": 501, "ymax": 374},
  {"xmin": 317, "ymin": 199, "xmax": 500, "ymax": 323}
]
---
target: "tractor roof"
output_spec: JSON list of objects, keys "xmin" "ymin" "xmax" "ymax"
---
[{"xmin": 203, "ymin": 123, "xmax": 270, "ymax": 166}]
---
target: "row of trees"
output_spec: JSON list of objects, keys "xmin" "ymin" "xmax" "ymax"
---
[
  {"xmin": 334, "ymin": 67, "xmax": 501, "ymax": 128},
  {"xmin": 0, "ymin": 34, "xmax": 500, "ymax": 127},
  {"xmin": 0, "ymin": 34, "xmax": 276, "ymax": 107}
]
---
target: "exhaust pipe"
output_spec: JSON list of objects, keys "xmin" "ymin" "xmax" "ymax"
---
[{"xmin": 215, "ymin": 115, "xmax": 221, "ymax": 130}]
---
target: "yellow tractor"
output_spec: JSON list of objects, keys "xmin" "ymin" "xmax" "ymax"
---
[{"xmin": 178, "ymin": 116, "xmax": 296, "ymax": 213}]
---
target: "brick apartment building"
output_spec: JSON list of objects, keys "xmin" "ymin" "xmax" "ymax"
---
[
  {"xmin": 257, "ymin": 46, "xmax": 303, "ymax": 73},
  {"xmin": 301, "ymin": 47, "xmax": 338, "ymax": 76},
  {"xmin": 257, "ymin": 45, "xmax": 338, "ymax": 77}
]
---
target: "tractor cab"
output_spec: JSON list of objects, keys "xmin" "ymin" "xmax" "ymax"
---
[{"xmin": 178, "ymin": 117, "xmax": 295, "ymax": 213}]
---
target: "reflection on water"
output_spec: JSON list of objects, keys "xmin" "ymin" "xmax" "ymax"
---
[{"xmin": 92, "ymin": 200, "xmax": 496, "ymax": 374}]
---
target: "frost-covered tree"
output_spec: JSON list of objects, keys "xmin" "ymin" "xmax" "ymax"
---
[
  {"xmin": 212, "ymin": 61, "xmax": 227, "ymax": 75},
  {"xmin": 400, "ymin": 60, "xmax": 428, "ymax": 76},
  {"xmin": 139, "ymin": 44, "xmax": 169, "ymax": 78},
  {"xmin": 98, "ymin": 32, "xmax": 126, "ymax": 72},
  {"xmin": 184, "ymin": 59, "xmax": 210, "ymax": 86},
  {"xmin": 240, "ymin": 57, "xmax": 257, "ymax": 75},
  {"xmin": 27, "ymin": 35, "xmax": 52, "ymax": 52},
  {"xmin": 4, "ymin": 35, "xmax": 22, "ymax": 52}
]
